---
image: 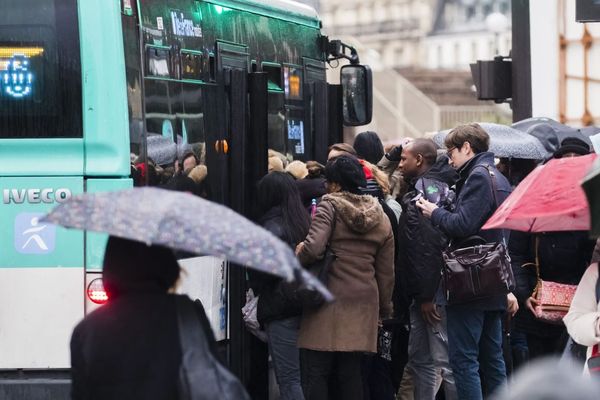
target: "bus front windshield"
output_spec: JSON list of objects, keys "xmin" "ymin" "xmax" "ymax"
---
[{"xmin": 0, "ymin": 0, "xmax": 82, "ymax": 139}]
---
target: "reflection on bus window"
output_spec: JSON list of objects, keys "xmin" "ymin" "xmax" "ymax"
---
[
  {"xmin": 287, "ymin": 118, "xmax": 305, "ymax": 156},
  {"xmin": 267, "ymin": 92, "xmax": 285, "ymax": 155}
]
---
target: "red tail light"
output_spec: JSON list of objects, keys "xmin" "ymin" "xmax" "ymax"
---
[{"xmin": 87, "ymin": 278, "xmax": 108, "ymax": 304}]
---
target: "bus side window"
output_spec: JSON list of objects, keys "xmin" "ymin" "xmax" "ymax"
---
[
  {"xmin": 267, "ymin": 92, "xmax": 286, "ymax": 156},
  {"xmin": 181, "ymin": 50, "xmax": 202, "ymax": 81},
  {"xmin": 146, "ymin": 47, "xmax": 171, "ymax": 78},
  {"xmin": 208, "ymin": 54, "xmax": 216, "ymax": 82}
]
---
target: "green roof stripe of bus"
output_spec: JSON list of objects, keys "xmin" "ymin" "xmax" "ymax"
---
[{"xmin": 198, "ymin": 0, "xmax": 320, "ymax": 28}]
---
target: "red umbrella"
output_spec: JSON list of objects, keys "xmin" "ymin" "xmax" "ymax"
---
[{"xmin": 483, "ymin": 153, "xmax": 597, "ymax": 232}]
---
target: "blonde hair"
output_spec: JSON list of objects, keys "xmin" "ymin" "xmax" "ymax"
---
[
  {"xmin": 285, "ymin": 160, "xmax": 308, "ymax": 180},
  {"xmin": 187, "ymin": 165, "xmax": 208, "ymax": 184},
  {"xmin": 268, "ymin": 156, "xmax": 284, "ymax": 173}
]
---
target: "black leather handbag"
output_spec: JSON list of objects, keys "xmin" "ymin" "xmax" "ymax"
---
[
  {"xmin": 441, "ymin": 166, "xmax": 515, "ymax": 305},
  {"xmin": 442, "ymin": 237, "xmax": 515, "ymax": 304}
]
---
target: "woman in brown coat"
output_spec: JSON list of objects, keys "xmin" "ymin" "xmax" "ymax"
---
[{"xmin": 296, "ymin": 155, "xmax": 395, "ymax": 400}]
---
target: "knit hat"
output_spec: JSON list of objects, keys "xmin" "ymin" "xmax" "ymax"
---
[{"xmin": 553, "ymin": 137, "xmax": 591, "ymax": 158}]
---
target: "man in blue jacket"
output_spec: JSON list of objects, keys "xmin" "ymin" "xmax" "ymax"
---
[{"xmin": 417, "ymin": 123, "xmax": 518, "ymax": 400}]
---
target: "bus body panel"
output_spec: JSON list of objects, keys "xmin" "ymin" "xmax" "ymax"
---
[
  {"xmin": 0, "ymin": 139, "xmax": 84, "ymax": 176},
  {"xmin": 0, "ymin": 176, "xmax": 84, "ymax": 369},
  {"xmin": 84, "ymin": 178, "xmax": 134, "ymax": 272},
  {"xmin": 79, "ymin": 0, "xmax": 131, "ymax": 177},
  {"xmin": 0, "ymin": 267, "xmax": 83, "ymax": 368}
]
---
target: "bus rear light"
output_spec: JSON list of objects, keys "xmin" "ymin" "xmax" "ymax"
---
[{"xmin": 87, "ymin": 278, "xmax": 108, "ymax": 304}]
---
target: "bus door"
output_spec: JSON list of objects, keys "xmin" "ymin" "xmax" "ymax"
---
[
  {"xmin": 303, "ymin": 58, "xmax": 329, "ymax": 163},
  {"xmin": 214, "ymin": 40, "xmax": 253, "ymax": 380}
]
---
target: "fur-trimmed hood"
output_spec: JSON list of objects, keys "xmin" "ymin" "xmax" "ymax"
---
[{"xmin": 322, "ymin": 192, "xmax": 383, "ymax": 233}]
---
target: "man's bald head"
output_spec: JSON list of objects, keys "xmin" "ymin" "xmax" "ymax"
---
[
  {"xmin": 404, "ymin": 139, "xmax": 438, "ymax": 167},
  {"xmin": 399, "ymin": 138, "xmax": 438, "ymax": 179}
]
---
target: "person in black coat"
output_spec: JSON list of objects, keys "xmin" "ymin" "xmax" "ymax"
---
[
  {"xmin": 70, "ymin": 236, "xmax": 221, "ymax": 400},
  {"xmin": 510, "ymin": 137, "xmax": 596, "ymax": 361},
  {"xmin": 398, "ymin": 139, "xmax": 458, "ymax": 399},
  {"xmin": 416, "ymin": 123, "xmax": 517, "ymax": 400},
  {"xmin": 254, "ymin": 172, "xmax": 311, "ymax": 400},
  {"xmin": 510, "ymin": 231, "xmax": 595, "ymax": 358}
]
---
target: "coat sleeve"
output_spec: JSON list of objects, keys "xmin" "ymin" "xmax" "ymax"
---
[
  {"xmin": 564, "ymin": 263, "xmax": 600, "ymax": 347},
  {"xmin": 375, "ymin": 227, "xmax": 395, "ymax": 319},
  {"xmin": 508, "ymin": 231, "xmax": 536, "ymax": 304},
  {"xmin": 298, "ymin": 200, "xmax": 335, "ymax": 266},
  {"xmin": 430, "ymin": 171, "xmax": 493, "ymax": 239},
  {"xmin": 70, "ymin": 326, "xmax": 86, "ymax": 400},
  {"xmin": 377, "ymin": 154, "xmax": 400, "ymax": 177}
]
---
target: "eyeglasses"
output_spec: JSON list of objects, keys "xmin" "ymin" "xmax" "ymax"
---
[{"xmin": 446, "ymin": 147, "xmax": 456, "ymax": 157}]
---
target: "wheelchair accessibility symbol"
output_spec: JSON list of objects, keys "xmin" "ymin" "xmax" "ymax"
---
[{"xmin": 14, "ymin": 213, "xmax": 56, "ymax": 254}]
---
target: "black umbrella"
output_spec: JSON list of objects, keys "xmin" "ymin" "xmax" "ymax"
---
[{"xmin": 512, "ymin": 117, "xmax": 592, "ymax": 155}]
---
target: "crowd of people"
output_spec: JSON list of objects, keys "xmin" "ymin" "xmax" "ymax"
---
[
  {"xmin": 72, "ymin": 122, "xmax": 600, "ymax": 400},
  {"xmin": 251, "ymin": 124, "xmax": 600, "ymax": 400}
]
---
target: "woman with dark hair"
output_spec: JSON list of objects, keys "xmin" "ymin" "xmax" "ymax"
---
[
  {"xmin": 296, "ymin": 155, "xmax": 395, "ymax": 400},
  {"xmin": 353, "ymin": 131, "xmax": 385, "ymax": 165},
  {"xmin": 70, "ymin": 236, "xmax": 234, "ymax": 400},
  {"xmin": 255, "ymin": 171, "xmax": 311, "ymax": 400}
]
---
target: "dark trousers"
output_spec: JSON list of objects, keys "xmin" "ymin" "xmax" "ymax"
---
[
  {"xmin": 526, "ymin": 329, "xmax": 567, "ymax": 361},
  {"xmin": 446, "ymin": 308, "xmax": 507, "ymax": 400},
  {"xmin": 362, "ymin": 353, "xmax": 395, "ymax": 400},
  {"xmin": 300, "ymin": 349, "xmax": 363, "ymax": 400}
]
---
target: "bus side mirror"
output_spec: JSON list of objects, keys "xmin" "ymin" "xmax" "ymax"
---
[{"xmin": 341, "ymin": 64, "xmax": 373, "ymax": 126}]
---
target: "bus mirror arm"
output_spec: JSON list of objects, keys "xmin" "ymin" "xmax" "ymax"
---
[{"xmin": 327, "ymin": 39, "xmax": 360, "ymax": 65}]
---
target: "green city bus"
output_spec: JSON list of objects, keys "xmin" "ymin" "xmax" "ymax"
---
[{"xmin": 0, "ymin": 0, "xmax": 371, "ymax": 397}]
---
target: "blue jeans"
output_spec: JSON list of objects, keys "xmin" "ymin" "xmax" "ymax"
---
[
  {"xmin": 406, "ymin": 302, "xmax": 457, "ymax": 400},
  {"xmin": 446, "ymin": 307, "xmax": 506, "ymax": 400},
  {"xmin": 266, "ymin": 316, "xmax": 304, "ymax": 400}
]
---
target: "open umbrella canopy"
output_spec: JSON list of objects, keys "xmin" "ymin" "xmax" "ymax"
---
[
  {"xmin": 583, "ymin": 157, "xmax": 600, "ymax": 237},
  {"xmin": 433, "ymin": 122, "xmax": 550, "ymax": 160},
  {"xmin": 483, "ymin": 153, "xmax": 597, "ymax": 232},
  {"xmin": 41, "ymin": 187, "xmax": 332, "ymax": 300},
  {"xmin": 512, "ymin": 117, "xmax": 593, "ymax": 155}
]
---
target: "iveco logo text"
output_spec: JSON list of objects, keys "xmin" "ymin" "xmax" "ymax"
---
[{"xmin": 3, "ymin": 188, "xmax": 72, "ymax": 204}]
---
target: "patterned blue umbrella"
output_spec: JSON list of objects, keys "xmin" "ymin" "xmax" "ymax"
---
[
  {"xmin": 41, "ymin": 187, "xmax": 332, "ymax": 300},
  {"xmin": 433, "ymin": 122, "xmax": 550, "ymax": 160}
]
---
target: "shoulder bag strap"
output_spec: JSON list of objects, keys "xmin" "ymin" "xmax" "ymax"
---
[
  {"xmin": 472, "ymin": 164, "xmax": 500, "ymax": 208},
  {"xmin": 469, "ymin": 164, "xmax": 505, "ymax": 244},
  {"xmin": 522, "ymin": 236, "xmax": 542, "ymax": 296}
]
